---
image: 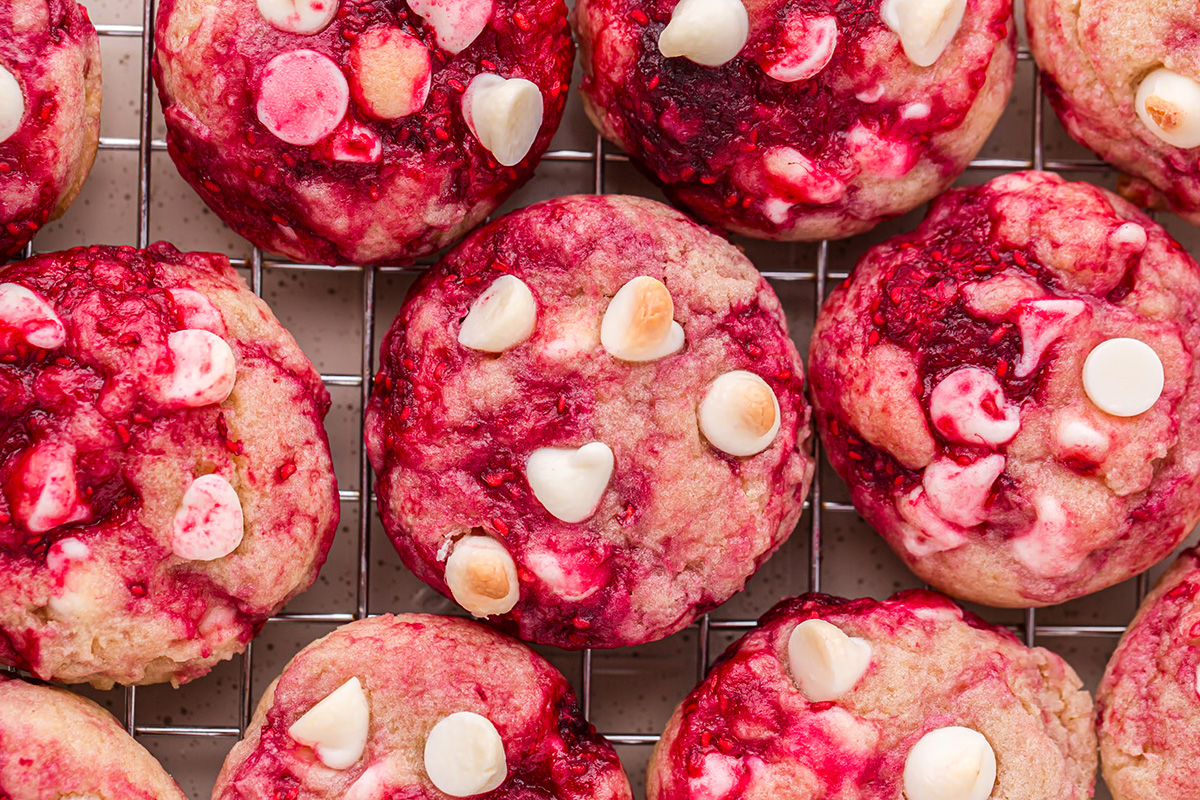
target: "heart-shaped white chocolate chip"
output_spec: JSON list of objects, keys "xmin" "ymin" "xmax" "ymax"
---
[
  {"xmin": 699, "ymin": 371, "xmax": 781, "ymax": 457},
  {"xmin": 903, "ymin": 726, "xmax": 997, "ymax": 800},
  {"xmin": 463, "ymin": 74, "xmax": 544, "ymax": 167},
  {"xmin": 257, "ymin": 50, "xmax": 350, "ymax": 146},
  {"xmin": 880, "ymin": 0, "xmax": 966, "ymax": 68},
  {"xmin": 526, "ymin": 442, "xmax": 614, "ymax": 523},
  {"xmin": 162, "ymin": 329, "xmax": 237, "ymax": 408},
  {"xmin": 658, "ymin": 0, "xmax": 749, "ymax": 67},
  {"xmin": 445, "ymin": 534, "xmax": 519, "ymax": 617},
  {"xmin": 601, "ymin": 276, "xmax": 685, "ymax": 362},
  {"xmin": 171, "ymin": 474, "xmax": 244, "ymax": 561},
  {"xmin": 0, "ymin": 65, "xmax": 24, "ymax": 144},
  {"xmin": 424, "ymin": 712, "xmax": 507, "ymax": 797},
  {"xmin": 1083, "ymin": 338, "xmax": 1164, "ymax": 417},
  {"xmin": 10, "ymin": 444, "xmax": 89, "ymax": 534},
  {"xmin": 929, "ymin": 368, "xmax": 1019, "ymax": 448},
  {"xmin": 256, "ymin": 0, "xmax": 338, "ymax": 34},
  {"xmin": 787, "ymin": 619, "xmax": 871, "ymax": 702},
  {"xmin": 350, "ymin": 27, "xmax": 432, "ymax": 120},
  {"xmin": 289, "ymin": 677, "xmax": 371, "ymax": 770},
  {"xmin": 1136, "ymin": 68, "xmax": 1200, "ymax": 149},
  {"xmin": 0, "ymin": 283, "xmax": 66, "ymax": 351},
  {"xmin": 458, "ymin": 275, "xmax": 537, "ymax": 352},
  {"xmin": 409, "ymin": 0, "xmax": 495, "ymax": 54}
]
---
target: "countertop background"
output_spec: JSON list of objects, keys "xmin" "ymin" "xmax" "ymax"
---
[{"xmin": 19, "ymin": 1, "xmax": 1200, "ymax": 797}]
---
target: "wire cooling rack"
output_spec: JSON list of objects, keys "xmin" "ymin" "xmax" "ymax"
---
[{"xmin": 9, "ymin": 1, "xmax": 1194, "ymax": 797}]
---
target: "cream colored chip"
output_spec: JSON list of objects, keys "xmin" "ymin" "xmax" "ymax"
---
[
  {"xmin": 424, "ymin": 712, "xmax": 508, "ymax": 797},
  {"xmin": 600, "ymin": 276, "xmax": 685, "ymax": 362},
  {"xmin": 463, "ymin": 74, "xmax": 544, "ymax": 167},
  {"xmin": 1082, "ymin": 338, "xmax": 1164, "ymax": 417},
  {"xmin": 288, "ymin": 677, "xmax": 371, "ymax": 770},
  {"xmin": 1136, "ymin": 68, "xmax": 1200, "ymax": 149},
  {"xmin": 787, "ymin": 619, "xmax": 872, "ymax": 702},
  {"xmin": 903, "ymin": 726, "xmax": 997, "ymax": 800},
  {"xmin": 526, "ymin": 442, "xmax": 614, "ymax": 523},
  {"xmin": 0, "ymin": 65, "xmax": 24, "ymax": 144},
  {"xmin": 458, "ymin": 275, "xmax": 537, "ymax": 352},
  {"xmin": 880, "ymin": 0, "xmax": 966, "ymax": 67},
  {"xmin": 698, "ymin": 371, "xmax": 781, "ymax": 456},
  {"xmin": 256, "ymin": 0, "xmax": 338, "ymax": 34},
  {"xmin": 658, "ymin": 0, "xmax": 749, "ymax": 67},
  {"xmin": 171, "ymin": 474, "xmax": 244, "ymax": 562},
  {"xmin": 444, "ymin": 534, "xmax": 519, "ymax": 617}
]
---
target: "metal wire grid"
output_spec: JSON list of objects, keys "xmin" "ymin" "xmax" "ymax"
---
[{"xmin": 8, "ymin": 2, "xmax": 1155, "ymax": 793}]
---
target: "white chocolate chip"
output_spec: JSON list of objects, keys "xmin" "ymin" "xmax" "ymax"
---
[
  {"xmin": 0, "ymin": 283, "xmax": 66, "ymax": 350},
  {"xmin": 162, "ymin": 329, "xmax": 237, "ymax": 408},
  {"xmin": 1136, "ymin": 68, "xmax": 1200, "ymax": 149},
  {"xmin": 462, "ymin": 74, "xmax": 544, "ymax": 167},
  {"xmin": 658, "ymin": 0, "xmax": 749, "ymax": 67},
  {"xmin": 760, "ymin": 14, "xmax": 838, "ymax": 83},
  {"xmin": 9, "ymin": 444, "xmax": 88, "ymax": 534},
  {"xmin": 409, "ymin": 0, "xmax": 494, "ymax": 54},
  {"xmin": 458, "ymin": 275, "xmax": 537, "ymax": 352},
  {"xmin": 1083, "ymin": 338, "xmax": 1164, "ymax": 417},
  {"xmin": 600, "ymin": 276, "xmax": 685, "ymax": 362},
  {"xmin": 929, "ymin": 368, "xmax": 1020, "ymax": 448},
  {"xmin": 350, "ymin": 27, "xmax": 432, "ymax": 120},
  {"xmin": 256, "ymin": 0, "xmax": 337, "ymax": 34},
  {"xmin": 171, "ymin": 474, "xmax": 244, "ymax": 561},
  {"xmin": 289, "ymin": 677, "xmax": 371, "ymax": 770},
  {"xmin": 445, "ymin": 535, "xmax": 519, "ymax": 617},
  {"xmin": 1014, "ymin": 298, "xmax": 1087, "ymax": 378},
  {"xmin": 1011, "ymin": 494, "xmax": 1087, "ymax": 578},
  {"xmin": 921, "ymin": 455, "xmax": 1005, "ymax": 529},
  {"xmin": 167, "ymin": 289, "xmax": 225, "ymax": 335},
  {"xmin": 699, "ymin": 371, "xmax": 781, "ymax": 457},
  {"xmin": 257, "ymin": 50, "xmax": 350, "ymax": 146},
  {"xmin": 424, "ymin": 712, "xmax": 507, "ymax": 797},
  {"xmin": 880, "ymin": 0, "xmax": 966, "ymax": 68},
  {"xmin": 0, "ymin": 65, "xmax": 24, "ymax": 144},
  {"xmin": 763, "ymin": 146, "xmax": 847, "ymax": 204},
  {"xmin": 345, "ymin": 764, "xmax": 388, "ymax": 800},
  {"xmin": 526, "ymin": 442, "xmax": 614, "ymax": 523},
  {"xmin": 1054, "ymin": 416, "xmax": 1109, "ymax": 460},
  {"xmin": 903, "ymin": 727, "xmax": 997, "ymax": 800},
  {"xmin": 787, "ymin": 619, "xmax": 872, "ymax": 702},
  {"xmin": 895, "ymin": 488, "xmax": 969, "ymax": 556}
]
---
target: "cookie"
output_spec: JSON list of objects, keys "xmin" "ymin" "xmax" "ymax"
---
[
  {"xmin": 573, "ymin": 0, "xmax": 1015, "ymax": 241},
  {"xmin": 213, "ymin": 614, "xmax": 633, "ymax": 800},
  {"xmin": 365, "ymin": 194, "xmax": 814, "ymax": 648},
  {"xmin": 1098, "ymin": 547, "xmax": 1200, "ymax": 800},
  {"xmin": 809, "ymin": 171, "xmax": 1200, "ymax": 607},
  {"xmin": 0, "ymin": 675, "xmax": 187, "ymax": 800},
  {"xmin": 0, "ymin": 243, "xmax": 339, "ymax": 688},
  {"xmin": 648, "ymin": 591, "xmax": 1097, "ymax": 800},
  {"xmin": 1027, "ymin": 0, "xmax": 1200, "ymax": 225},
  {"xmin": 0, "ymin": 0, "xmax": 101, "ymax": 261},
  {"xmin": 153, "ymin": 0, "xmax": 573, "ymax": 266}
]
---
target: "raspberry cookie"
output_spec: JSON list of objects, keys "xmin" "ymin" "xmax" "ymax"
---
[
  {"xmin": 1097, "ymin": 547, "xmax": 1200, "ymax": 800},
  {"xmin": 1027, "ymin": 0, "xmax": 1200, "ymax": 225},
  {"xmin": 0, "ymin": 0, "xmax": 101, "ymax": 261},
  {"xmin": 0, "ymin": 675, "xmax": 188, "ymax": 800},
  {"xmin": 574, "ymin": 0, "xmax": 1015, "ymax": 242},
  {"xmin": 154, "ymin": 0, "xmax": 573, "ymax": 266},
  {"xmin": 648, "ymin": 592, "xmax": 1097, "ymax": 800},
  {"xmin": 214, "ymin": 614, "xmax": 633, "ymax": 800},
  {"xmin": 0, "ymin": 243, "xmax": 339, "ymax": 687},
  {"xmin": 809, "ymin": 171, "xmax": 1200, "ymax": 607},
  {"xmin": 365, "ymin": 194, "xmax": 814, "ymax": 648}
]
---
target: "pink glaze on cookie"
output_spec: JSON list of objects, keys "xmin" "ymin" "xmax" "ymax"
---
[
  {"xmin": 213, "ymin": 614, "xmax": 633, "ymax": 800},
  {"xmin": 1098, "ymin": 548, "xmax": 1200, "ymax": 800},
  {"xmin": 0, "ymin": 0, "xmax": 101, "ymax": 261},
  {"xmin": 647, "ymin": 592, "xmax": 1096, "ymax": 800},
  {"xmin": 153, "ymin": 0, "xmax": 574, "ymax": 266},
  {"xmin": 809, "ymin": 171, "xmax": 1200, "ymax": 607},
  {"xmin": 573, "ymin": 0, "xmax": 1015, "ymax": 241},
  {"xmin": 365, "ymin": 195, "xmax": 814, "ymax": 648},
  {"xmin": 0, "ymin": 243, "xmax": 339, "ymax": 687}
]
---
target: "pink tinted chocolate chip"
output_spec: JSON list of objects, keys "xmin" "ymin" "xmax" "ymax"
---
[
  {"xmin": 0, "ymin": 283, "xmax": 66, "ymax": 352},
  {"xmin": 1013, "ymin": 298, "xmax": 1087, "ymax": 378},
  {"xmin": 896, "ymin": 488, "xmax": 969, "ymax": 556},
  {"xmin": 762, "ymin": 147, "xmax": 846, "ymax": 205},
  {"xmin": 171, "ymin": 474, "xmax": 245, "ymax": 562},
  {"xmin": 929, "ymin": 367, "xmax": 1020, "ymax": 447},
  {"xmin": 921, "ymin": 454, "xmax": 1005, "ymax": 528},
  {"xmin": 757, "ymin": 13, "xmax": 838, "ymax": 83},
  {"xmin": 846, "ymin": 123, "xmax": 917, "ymax": 179},
  {"xmin": 350, "ymin": 27, "xmax": 432, "ymax": 120},
  {"xmin": 167, "ymin": 289, "xmax": 225, "ymax": 334},
  {"xmin": 6, "ymin": 444, "xmax": 90, "ymax": 534},
  {"xmin": 408, "ymin": 0, "xmax": 494, "ymax": 54},
  {"xmin": 256, "ymin": 50, "xmax": 350, "ymax": 146},
  {"xmin": 322, "ymin": 119, "xmax": 383, "ymax": 163},
  {"xmin": 161, "ymin": 329, "xmax": 237, "ymax": 408}
]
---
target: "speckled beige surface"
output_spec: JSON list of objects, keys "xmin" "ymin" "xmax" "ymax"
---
[{"xmin": 10, "ymin": 1, "xmax": 1200, "ymax": 799}]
